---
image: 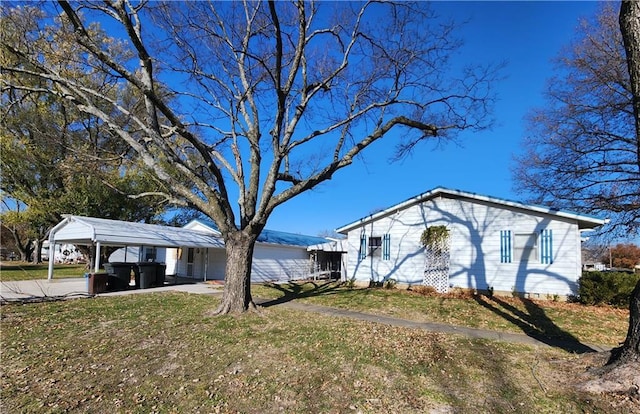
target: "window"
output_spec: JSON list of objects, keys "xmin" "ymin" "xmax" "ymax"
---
[
  {"xmin": 369, "ymin": 236, "xmax": 382, "ymax": 257},
  {"xmin": 514, "ymin": 233, "xmax": 538, "ymax": 263},
  {"xmin": 540, "ymin": 229, "xmax": 553, "ymax": 264},
  {"xmin": 500, "ymin": 230, "xmax": 512, "ymax": 263},
  {"xmin": 359, "ymin": 233, "xmax": 390, "ymax": 260}
]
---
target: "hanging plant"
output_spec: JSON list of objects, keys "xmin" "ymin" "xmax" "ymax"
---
[{"xmin": 420, "ymin": 225, "xmax": 449, "ymax": 249}]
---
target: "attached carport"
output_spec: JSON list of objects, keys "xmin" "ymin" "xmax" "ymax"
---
[
  {"xmin": 47, "ymin": 215, "xmax": 225, "ymax": 280},
  {"xmin": 307, "ymin": 239, "xmax": 347, "ymax": 280}
]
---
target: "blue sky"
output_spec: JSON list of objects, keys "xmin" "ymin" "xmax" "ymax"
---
[{"xmin": 264, "ymin": 1, "xmax": 602, "ymax": 237}]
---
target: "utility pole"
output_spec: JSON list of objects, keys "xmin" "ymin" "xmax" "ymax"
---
[{"xmin": 609, "ymin": 246, "xmax": 613, "ymax": 269}]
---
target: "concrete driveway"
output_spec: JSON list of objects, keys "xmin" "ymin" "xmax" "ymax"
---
[{"xmin": 0, "ymin": 278, "xmax": 221, "ymax": 302}]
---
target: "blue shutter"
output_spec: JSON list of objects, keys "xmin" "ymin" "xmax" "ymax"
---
[
  {"xmin": 359, "ymin": 234, "xmax": 367, "ymax": 260},
  {"xmin": 500, "ymin": 230, "xmax": 512, "ymax": 263},
  {"xmin": 540, "ymin": 229, "xmax": 553, "ymax": 264},
  {"xmin": 382, "ymin": 234, "xmax": 391, "ymax": 260}
]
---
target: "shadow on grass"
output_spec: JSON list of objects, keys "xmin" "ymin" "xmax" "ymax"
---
[
  {"xmin": 258, "ymin": 281, "xmax": 598, "ymax": 354},
  {"xmin": 257, "ymin": 281, "xmax": 350, "ymax": 307},
  {"xmin": 473, "ymin": 295, "xmax": 596, "ymax": 354}
]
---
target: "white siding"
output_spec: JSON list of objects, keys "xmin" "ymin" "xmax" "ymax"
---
[
  {"xmin": 183, "ymin": 222, "xmax": 220, "ymax": 235},
  {"xmin": 252, "ymin": 244, "xmax": 310, "ymax": 282},
  {"xmin": 173, "ymin": 244, "xmax": 310, "ymax": 283},
  {"xmin": 54, "ymin": 220, "xmax": 94, "ymax": 241},
  {"xmin": 165, "ymin": 248, "xmax": 178, "ymax": 275},
  {"xmin": 345, "ymin": 196, "xmax": 583, "ymax": 296},
  {"xmin": 205, "ymin": 248, "xmax": 226, "ymax": 280}
]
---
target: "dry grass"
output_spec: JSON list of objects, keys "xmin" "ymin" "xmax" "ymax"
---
[
  {"xmin": 1, "ymin": 292, "xmax": 637, "ymax": 413},
  {"xmin": 253, "ymin": 281, "xmax": 629, "ymax": 348}
]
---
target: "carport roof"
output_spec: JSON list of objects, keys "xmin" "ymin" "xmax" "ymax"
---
[{"xmin": 50, "ymin": 215, "xmax": 225, "ymax": 248}]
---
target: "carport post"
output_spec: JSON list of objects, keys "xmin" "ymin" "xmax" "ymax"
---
[
  {"xmin": 47, "ymin": 243, "xmax": 55, "ymax": 280},
  {"xmin": 94, "ymin": 242, "xmax": 101, "ymax": 273},
  {"xmin": 47, "ymin": 217, "xmax": 70, "ymax": 281}
]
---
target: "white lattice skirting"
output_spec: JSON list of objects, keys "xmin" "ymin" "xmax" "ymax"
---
[{"xmin": 423, "ymin": 244, "xmax": 450, "ymax": 293}]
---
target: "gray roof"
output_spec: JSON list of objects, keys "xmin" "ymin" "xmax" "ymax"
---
[
  {"xmin": 336, "ymin": 187, "xmax": 608, "ymax": 233},
  {"xmin": 50, "ymin": 215, "xmax": 224, "ymax": 248}
]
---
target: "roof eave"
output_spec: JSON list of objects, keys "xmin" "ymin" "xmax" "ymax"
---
[
  {"xmin": 578, "ymin": 217, "xmax": 609, "ymax": 230},
  {"xmin": 335, "ymin": 187, "xmax": 608, "ymax": 233}
]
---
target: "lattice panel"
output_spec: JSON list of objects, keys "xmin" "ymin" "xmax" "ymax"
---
[{"xmin": 423, "ymin": 240, "xmax": 450, "ymax": 293}]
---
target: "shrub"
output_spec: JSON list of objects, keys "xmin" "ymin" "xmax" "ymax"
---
[
  {"xmin": 383, "ymin": 279, "xmax": 397, "ymax": 290},
  {"xmin": 344, "ymin": 277, "xmax": 356, "ymax": 289},
  {"xmin": 486, "ymin": 286, "xmax": 494, "ymax": 297},
  {"xmin": 578, "ymin": 271, "xmax": 640, "ymax": 308},
  {"xmin": 369, "ymin": 279, "xmax": 384, "ymax": 288}
]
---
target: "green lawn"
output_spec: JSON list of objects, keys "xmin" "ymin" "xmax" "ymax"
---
[
  {"xmin": 1, "ymin": 292, "xmax": 630, "ymax": 413},
  {"xmin": 0, "ymin": 262, "xmax": 88, "ymax": 281}
]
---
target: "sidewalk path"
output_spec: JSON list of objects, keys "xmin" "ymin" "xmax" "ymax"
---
[
  {"xmin": 0, "ymin": 278, "xmax": 90, "ymax": 301},
  {"xmin": 0, "ymin": 278, "xmax": 611, "ymax": 352}
]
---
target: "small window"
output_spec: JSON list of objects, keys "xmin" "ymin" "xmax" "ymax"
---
[{"xmin": 369, "ymin": 236, "xmax": 382, "ymax": 257}]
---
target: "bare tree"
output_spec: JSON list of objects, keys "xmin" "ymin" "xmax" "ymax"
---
[
  {"xmin": 609, "ymin": 0, "xmax": 640, "ymax": 366},
  {"xmin": 514, "ymin": 0, "xmax": 639, "ymax": 371},
  {"xmin": 1, "ymin": 1, "xmax": 498, "ymax": 314},
  {"xmin": 513, "ymin": 3, "xmax": 639, "ymax": 237}
]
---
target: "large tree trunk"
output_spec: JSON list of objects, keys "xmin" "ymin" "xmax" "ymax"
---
[
  {"xmin": 32, "ymin": 239, "xmax": 42, "ymax": 264},
  {"xmin": 608, "ymin": 279, "xmax": 640, "ymax": 365},
  {"xmin": 608, "ymin": 0, "xmax": 640, "ymax": 365},
  {"xmin": 213, "ymin": 231, "xmax": 258, "ymax": 314},
  {"xmin": 620, "ymin": 0, "xmax": 640, "ymax": 170},
  {"xmin": 6, "ymin": 226, "xmax": 30, "ymax": 262}
]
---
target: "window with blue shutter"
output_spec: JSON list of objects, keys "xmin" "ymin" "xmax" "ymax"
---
[
  {"xmin": 359, "ymin": 234, "xmax": 367, "ymax": 260},
  {"xmin": 540, "ymin": 229, "xmax": 553, "ymax": 264},
  {"xmin": 369, "ymin": 236, "xmax": 382, "ymax": 256},
  {"xmin": 500, "ymin": 230, "xmax": 512, "ymax": 263},
  {"xmin": 382, "ymin": 234, "xmax": 391, "ymax": 260}
]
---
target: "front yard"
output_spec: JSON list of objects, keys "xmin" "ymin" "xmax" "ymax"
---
[{"xmin": 0, "ymin": 283, "xmax": 635, "ymax": 413}]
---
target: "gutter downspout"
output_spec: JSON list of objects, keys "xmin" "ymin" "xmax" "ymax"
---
[
  {"xmin": 47, "ymin": 217, "xmax": 72, "ymax": 281},
  {"xmin": 94, "ymin": 242, "xmax": 101, "ymax": 273}
]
